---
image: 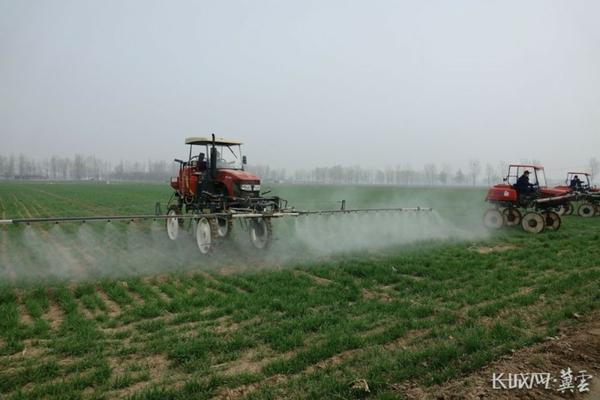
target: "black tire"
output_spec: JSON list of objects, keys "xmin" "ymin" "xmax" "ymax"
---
[
  {"xmin": 542, "ymin": 211, "xmax": 561, "ymax": 231},
  {"xmin": 564, "ymin": 202, "xmax": 574, "ymax": 215},
  {"xmin": 502, "ymin": 208, "xmax": 522, "ymax": 227}
]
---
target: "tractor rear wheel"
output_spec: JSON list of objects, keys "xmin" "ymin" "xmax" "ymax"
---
[
  {"xmin": 483, "ymin": 209, "xmax": 503, "ymax": 229},
  {"xmin": 542, "ymin": 211, "xmax": 561, "ymax": 231},
  {"xmin": 521, "ymin": 212, "xmax": 545, "ymax": 234},
  {"xmin": 196, "ymin": 217, "xmax": 218, "ymax": 254},
  {"xmin": 502, "ymin": 208, "xmax": 522, "ymax": 227},
  {"xmin": 249, "ymin": 218, "xmax": 273, "ymax": 249},
  {"xmin": 578, "ymin": 203, "xmax": 596, "ymax": 218},
  {"xmin": 166, "ymin": 205, "xmax": 183, "ymax": 240}
]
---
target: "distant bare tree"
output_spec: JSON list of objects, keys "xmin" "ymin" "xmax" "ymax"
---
[
  {"xmin": 6, "ymin": 155, "xmax": 15, "ymax": 178},
  {"xmin": 424, "ymin": 163, "xmax": 437, "ymax": 185},
  {"xmin": 438, "ymin": 170, "xmax": 448, "ymax": 185},
  {"xmin": 469, "ymin": 159, "xmax": 481, "ymax": 187},
  {"xmin": 485, "ymin": 163, "xmax": 495, "ymax": 185},
  {"xmin": 454, "ymin": 168, "xmax": 466, "ymax": 185},
  {"xmin": 18, "ymin": 154, "xmax": 26, "ymax": 176},
  {"xmin": 73, "ymin": 154, "xmax": 85, "ymax": 180}
]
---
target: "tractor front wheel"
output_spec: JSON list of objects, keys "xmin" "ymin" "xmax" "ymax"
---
[
  {"xmin": 521, "ymin": 212, "xmax": 545, "ymax": 234},
  {"xmin": 578, "ymin": 203, "xmax": 596, "ymax": 218},
  {"xmin": 196, "ymin": 217, "xmax": 218, "ymax": 254},
  {"xmin": 502, "ymin": 208, "xmax": 522, "ymax": 227},
  {"xmin": 542, "ymin": 211, "xmax": 561, "ymax": 231},
  {"xmin": 483, "ymin": 209, "xmax": 503, "ymax": 229},
  {"xmin": 166, "ymin": 205, "xmax": 183, "ymax": 241},
  {"xmin": 249, "ymin": 218, "xmax": 273, "ymax": 249}
]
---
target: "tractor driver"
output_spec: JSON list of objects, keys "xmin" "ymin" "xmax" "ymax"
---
[
  {"xmin": 197, "ymin": 153, "xmax": 207, "ymax": 172},
  {"xmin": 515, "ymin": 170, "xmax": 535, "ymax": 197},
  {"xmin": 570, "ymin": 175, "xmax": 583, "ymax": 191}
]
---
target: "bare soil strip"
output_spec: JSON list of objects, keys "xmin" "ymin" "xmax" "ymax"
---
[
  {"xmin": 215, "ymin": 328, "xmax": 430, "ymax": 400},
  {"xmin": 398, "ymin": 313, "xmax": 600, "ymax": 400},
  {"xmin": 43, "ymin": 297, "xmax": 64, "ymax": 331}
]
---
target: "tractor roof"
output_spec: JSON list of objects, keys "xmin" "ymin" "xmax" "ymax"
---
[
  {"xmin": 185, "ymin": 137, "xmax": 243, "ymax": 146},
  {"xmin": 567, "ymin": 172, "xmax": 590, "ymax": 176},
  {"xmin": 509, "ymin": 164, "xmax": 544, "ymax": 170}
]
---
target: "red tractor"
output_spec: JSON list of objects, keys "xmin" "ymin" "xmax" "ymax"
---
[
  {"xmin": 554, "ymin": 172, "xmax": 600, "ymax": 217},
  {"xmin": 483, "ymin": 164, "xmax": 575, "ymax": 233},
  {"xmin": 166, "ymin": 135, "xmax": 285, "ymax": 253}
]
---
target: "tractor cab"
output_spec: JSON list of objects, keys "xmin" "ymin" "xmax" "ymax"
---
[
  {"xmin": 170, "ymin": 136, "xmax": 261, "ymax": 205},
  {"xmin": 505, "ymin": 164, "xmax": 569, "ymax": 198},
  {"xmin": 504, "ymin": 164, "xmax": 545, "ymax": 190},
  {"xmin": 555, "ymin": 172, "xmax": 596, "ymax": 193},
  {"xmin": 485, "ymin": 164, "xmax": 567, "ymax": 207}
]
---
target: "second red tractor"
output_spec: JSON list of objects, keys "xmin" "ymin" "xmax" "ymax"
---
[{"xmin": 483, "ymin": 164, "xmax": 575, "ymax": 233}]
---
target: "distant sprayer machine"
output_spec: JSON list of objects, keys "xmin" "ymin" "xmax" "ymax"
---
[{"xmin": 0, "ymin": 135, "xmax": 433, "ymax": 255}]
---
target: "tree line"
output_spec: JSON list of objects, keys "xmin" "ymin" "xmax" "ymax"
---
[
  {"xmin": 0, "ymin": 154, "xmax": 176, "ymax": 182},
  {"xmin": 0, "ymin": 154, "xmax": 598, "ymax": 187}
]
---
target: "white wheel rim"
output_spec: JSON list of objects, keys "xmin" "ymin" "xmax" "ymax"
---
[
  {"xmin": 217, "ymin": 217, "xmax": 229, "ymax": 238},
  {"xmin": 580, "ymin": 205, "xmax": 594, "ymax": 217},
  {"xmin": 196, "ymin": 218, "xmax": 212, "ymax": 254},
  {"xmin": 167, "ymin": 209, "xmax": 179, "ymax": 240},
  {"xmin": 484, "ymin": 210, "xmax": 503, "ymax": 229},
  {"xmin": 250, "ymin": 219, "xmax": 268, "ymax": 249},
  {"xmin": 523, "ymin": 213, "xmax": 544, "ymax": 233}
]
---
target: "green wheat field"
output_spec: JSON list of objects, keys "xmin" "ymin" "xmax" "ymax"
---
[{"xmin": 0, "ymin": 181, "xmax": 598, "ymax": 399}]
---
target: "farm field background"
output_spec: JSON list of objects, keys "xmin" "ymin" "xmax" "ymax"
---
[{"xmin": 0, "ymin": 181, "xmax": 599, "ymax": 399}]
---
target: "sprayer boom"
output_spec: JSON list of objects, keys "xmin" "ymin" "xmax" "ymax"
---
[{"xmin": 0, "ymin": 206, "xmax": 432, "ymax": 226}]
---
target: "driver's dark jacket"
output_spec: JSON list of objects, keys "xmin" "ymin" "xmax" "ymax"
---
[{"xmin": 515, "ymin": 175, "xmax": 531, "ymax": 194}]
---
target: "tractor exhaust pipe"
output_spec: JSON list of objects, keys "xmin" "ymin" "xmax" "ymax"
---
[{"xmin": 210, "ymin": 133, "xmax": 217, "ymax": 179}]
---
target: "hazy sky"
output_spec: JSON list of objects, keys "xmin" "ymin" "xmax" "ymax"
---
[{"xmin": 1, "ymin": 0, "xmax": 599, "ymax": 176}]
